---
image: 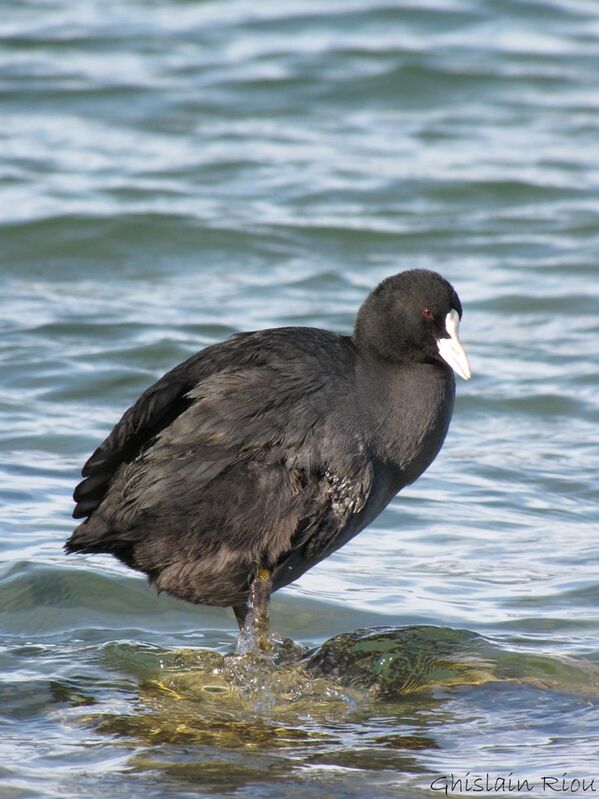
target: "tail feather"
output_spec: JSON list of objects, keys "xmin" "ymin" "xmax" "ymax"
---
[{"xmin": 64, "ymin": 518, "xmax": 137, "ymax": 568}]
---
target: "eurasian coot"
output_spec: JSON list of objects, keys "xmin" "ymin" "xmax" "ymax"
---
[{"xmin": 66, "ymin": 269, "xmax": 471, "ymax": 647}]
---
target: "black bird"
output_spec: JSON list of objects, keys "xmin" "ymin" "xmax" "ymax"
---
[{"xmin": 66, "ymin": 269, "xmax": 471, "ymax": 648}]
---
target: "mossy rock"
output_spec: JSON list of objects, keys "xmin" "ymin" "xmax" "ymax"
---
[{"xmin": 304, "ymin": 625, "xmax": 497, "ymax": 698}]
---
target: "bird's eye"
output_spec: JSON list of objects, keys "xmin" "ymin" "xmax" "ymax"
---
[{"xmin": 422, "ymin": 308, "xmax": 434, "ymax": 320}]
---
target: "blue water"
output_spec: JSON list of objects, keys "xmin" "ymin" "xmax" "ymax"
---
[{"xmin": 1, "ymin": 1, "xmax": 599, "ymax": 796}]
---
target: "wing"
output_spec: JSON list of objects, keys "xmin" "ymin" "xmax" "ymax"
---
[
  {"xmin": 73, "ymin": 331, "xmax": 270, "ymax": 519},
  {"xmin": 72, "ymin": 328, "xmax": 360, "ymax": 520},
  {"xmin": 73, "ymin": 347, "xmax": 212, "ymax": 519}
]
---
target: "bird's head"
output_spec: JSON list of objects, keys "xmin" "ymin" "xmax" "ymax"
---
[{"xmin": 353, "ymin": 269, "xmax": 471, "ymax": 379}]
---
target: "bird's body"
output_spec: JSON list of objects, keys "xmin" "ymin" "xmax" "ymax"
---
[{"xmin": 66, "ymin": 270, "xmax": 470, "ymax": 643}]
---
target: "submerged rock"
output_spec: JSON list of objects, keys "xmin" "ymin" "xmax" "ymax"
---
[
  {"xmin": 304, "ymin": 625, "xmax": 496, "ymax": 698},
  {"xmin": 84, "ymin": 625, "xmax": 599, "ymax": 749}
]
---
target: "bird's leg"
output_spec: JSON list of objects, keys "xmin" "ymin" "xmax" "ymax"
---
[
  {"xmin": 237, "ymin": 566, "xmax": 273, "ymax": 653},
  {"xmin": 233, "ymin": 603, "xmax": 249, "ymax": 630},
  {"xmin": 250, "ymin": 566, "xmax": 272, "ymax": 650}
]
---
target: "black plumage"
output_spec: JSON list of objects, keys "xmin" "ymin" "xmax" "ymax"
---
[{"xmin": 66, "ymin": 269, "xmax": 470, "ymax": 634}]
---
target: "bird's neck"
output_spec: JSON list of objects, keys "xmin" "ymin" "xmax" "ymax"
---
[{"xmin": 355, "ymin": 353, "xmax": 456, "ymax": 478}]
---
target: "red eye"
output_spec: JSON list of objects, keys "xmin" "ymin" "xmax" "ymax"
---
[{"xmin": 422, "ymin": 308, "xmax": 434, "ymax": 320}]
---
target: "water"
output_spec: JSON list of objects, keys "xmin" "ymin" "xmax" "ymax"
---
[{"xmin": 1, "ymin": 0, "xmax": 599, "ymax": 796}]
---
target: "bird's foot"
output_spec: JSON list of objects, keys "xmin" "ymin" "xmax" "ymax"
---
[{"xmin": 235, "ymin": 613, "xmax": 273, "ymax": 655}]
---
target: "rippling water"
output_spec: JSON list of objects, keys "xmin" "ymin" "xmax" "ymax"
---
[{"xmin": 2, "ymin": 1, "xmax": 599, "ymax": 797}]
